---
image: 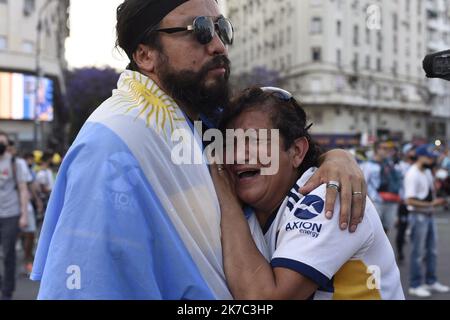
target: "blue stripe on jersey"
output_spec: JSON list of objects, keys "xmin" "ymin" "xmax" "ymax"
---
[
  {"xmin": 288, "ymin": 191, "xmax": 300, "ymax": 203},
  {"xmin": 271, "ymin": 258, "xmax": 331, "ymax": 289},
  {"xmin": 262, "ymin": 212, "xmax": 278, "ymax": 235},
  {"xmin": 287, "ymin": 201, "xmax": 294, "ymax": 211},
  {"xmin": 321, "ymin": 278, "xmax": 335, "ymax": 293}
]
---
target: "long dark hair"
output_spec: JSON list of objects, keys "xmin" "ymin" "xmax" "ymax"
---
[{"xmin": 220, "ymin": 87, "xmax": 323, "ymax": 175}]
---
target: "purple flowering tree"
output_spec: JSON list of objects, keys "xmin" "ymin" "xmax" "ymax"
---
[
  {"xmin": 66, "ymin": 67, "xmax": 120, "ymax": 144},
  {"xmin": 230, "ymin": 66, "xmax": 282, "ymax": 93}
]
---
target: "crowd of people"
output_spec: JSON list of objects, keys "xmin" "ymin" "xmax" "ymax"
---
[
  {"xmin": 354, "ymin": 140, "xmax": 450, "ymax": 298},
  {"xmin": 0, "ymin": 131, "xmax": 57, "ymax": 300}
]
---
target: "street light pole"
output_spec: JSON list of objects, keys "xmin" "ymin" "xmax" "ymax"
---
[{"xmin": 34, "ymin": 0, "xmax": 55, "ymax": 150}]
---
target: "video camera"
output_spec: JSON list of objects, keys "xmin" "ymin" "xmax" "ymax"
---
[{"xmin": 423, "ymin": 49, "xmax": 450, "ymax": 81}]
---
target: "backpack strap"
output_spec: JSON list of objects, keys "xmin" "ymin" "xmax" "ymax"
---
[{"xmin": 11, "ymin": 156, "xmax": 21, "ymax": 199}]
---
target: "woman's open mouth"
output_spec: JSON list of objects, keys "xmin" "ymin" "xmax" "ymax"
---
[{"xmin": 236, "ymin": 168, "xmax": 261, "ymax": 182}]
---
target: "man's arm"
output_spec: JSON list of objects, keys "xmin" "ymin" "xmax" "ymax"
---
[
  {"xmin": 29, "ymin": 181, "xmax": 44, "ymax": 214},
  {"xmin": 299, "ymin": 149, "xmax": 367, "ymax": 233},
  {"xmin": 406, "ymin": 198, "xmax": 446, "ymax": 208},
  {"xmin": 18, "ymin": 182, "xmax": 29, "ymax": 229},
  {"xmin": 15, "ymin": 160, "xmax": 30, "ymax": 229},
  {"xmin": 404, "ymin": 170, "xmax": 447, "ymax": 210}
]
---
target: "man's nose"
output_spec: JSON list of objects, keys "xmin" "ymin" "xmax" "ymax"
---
[{"xmin": 206, "ymin": 32, "xmax": 228, "ymax": 56}]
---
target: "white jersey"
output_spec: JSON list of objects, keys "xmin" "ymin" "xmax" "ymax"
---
[
  {"xmin": 396, "ymin": 161, "xmax": 412, "ymax": 200},
  {"xmin": 248, "ymin": 168, "xmax": 405, "ymax": 300},
  {"xmin": 404, "ymin": 164, "xmax": 434, "ymax": 212}
]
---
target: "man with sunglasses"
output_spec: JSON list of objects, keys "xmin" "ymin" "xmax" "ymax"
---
[{"xmin": 31, "ymin": 0, "xmax": 368, "ymax": 299}]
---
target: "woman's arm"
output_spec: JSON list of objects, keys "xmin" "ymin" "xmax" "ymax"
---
[{"xmin": 211, "ymin": 164, "xmax": 318, "ymax": 300}]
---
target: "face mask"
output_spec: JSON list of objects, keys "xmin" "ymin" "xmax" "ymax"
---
[
  {"xmin": 0, "ymin": 143, "xmax": 7, "ymax": 156},
  {"xmin": 424, "ymin": 163, "xmax": 435, "ymax": 170}
]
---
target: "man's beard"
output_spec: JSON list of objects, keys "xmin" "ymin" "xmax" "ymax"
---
[{"xmin": 156, "ymin": 54, "xmax": 231, "ymax": 121}]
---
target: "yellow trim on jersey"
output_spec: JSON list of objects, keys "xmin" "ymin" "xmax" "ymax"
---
[{"xmin": 333, "ymin": 260, "xmax": 382, "ymax": 300}]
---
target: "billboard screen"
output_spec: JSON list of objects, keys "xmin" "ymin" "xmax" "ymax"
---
[{"xmin": 0, "ymin": 71, "xmax": 54, "ymax": 121}]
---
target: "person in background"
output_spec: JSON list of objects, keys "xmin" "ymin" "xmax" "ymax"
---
[
  {"xmin": 24, "ymin": 153, "xmax": 37, "ymax": 181},
  {"xmin": 18, "ymin": 153, "xmax": 43, "ymax": 275},
  {"xmin": 362, "ymin": 140, "xmax": 402, "ymax": 234},
  {"xmin": 35, "ymin": 152, "xmax": 55, "ymax": 213},
  {"xmin": 0, "ymin": 131, "xmax": 29, "ymax": 300},
  {"xmin": 7, "ymin": 145, "xmax": 41, "ymax": 275},
  {"xmin": 405, "ymin": 144, "xmax": 450, "ymax": 298},
  {"xmin": 395, "ymin": 143, "xmax": 416, "ymax": 263},
  {"xmin": 436, "ymin": 147, "xmax": 450, "ymax": 198},
  {"xmin": 440, "ymin": 147, "xmax": 450, "ymax": 177}
]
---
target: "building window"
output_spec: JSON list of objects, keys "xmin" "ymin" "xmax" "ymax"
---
[
  {"xmin": 366, "ymin": 55, "xmax": 371, "ymax": 70},
  {"xmin": 0, "ymin": 36, "xmax": 7, "ymax": 50},
  {"xmin": 337, "ymin": 20, "xmax": 342, "ymax": 37},
  {"xmin": 311, "ymin": 17, "xmax": 323, "ymax": 34},
  {"xmin": 393, "ymin": 34, "xmax": 398, "ymax": 53},
  {"xmin": 23, "ymin": 0, "xmax": 35, "ymax": 17},
  {"xmin": 377, "ymin": 32, "xmax": 383, "ymax": 51},
  {"xmin": 353, "ymin": 53, "xmax": 359, "ymax": 71},
  {"xmin": 312, "ymin": 111, "xmax": 324, "ymax": 125},
  {"xmin": 311, "ymin": 79, "xmax": 321, "ymax": 93},
  {"xmin": 22, "ymin": 41, "xmax": 34, "ymax": 53},
  {"xmin": 312, "ymin": 47, "xmax": 322, "ymax": 61},
  {"xmin": 337, "ymin": 49, "xmax": 342, "ymax": 67},
  {"xmin": 393, "ymin": 13, "xmax": 398, "ymax": 31},
  {"xmin": 353, "ymin": 25, "xmax": 359, "ymax": 46}
]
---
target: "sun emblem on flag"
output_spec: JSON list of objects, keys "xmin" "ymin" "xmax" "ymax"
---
[{"xmin": 112, "ymin": 72, "xmax": 185, "ymax": 137}]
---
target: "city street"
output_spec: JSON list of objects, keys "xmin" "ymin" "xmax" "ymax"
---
[
  {"xmin": 390, "ymin": 210, "xmax": 450, "ymax": 300},
  {"xmin": 3, "ymin": 211, "xmax": 450, "ymax": 300}
]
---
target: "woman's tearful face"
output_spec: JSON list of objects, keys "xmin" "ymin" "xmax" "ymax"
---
[{"xmin": 226, "ymin": 108, "xmax": 300, "ymax": 213}]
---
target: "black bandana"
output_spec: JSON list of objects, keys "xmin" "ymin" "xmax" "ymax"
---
[{"xmin": 122, "ymin": 0, "xmax": 188, "ymax": 60}]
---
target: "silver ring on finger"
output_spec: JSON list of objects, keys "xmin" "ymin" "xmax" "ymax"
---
[
  {"xmin": 326, "ymin": 181, "xmax": 341, "ymax": 192},
  {"xmin": 352, "ymin": 191, "xmax": 363, "ymax": 196}
]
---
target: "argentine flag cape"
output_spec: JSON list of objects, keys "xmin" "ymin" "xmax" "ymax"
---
[{"xmin": 31, "ymin": 71, "xmax": 268, "ymax": 300}]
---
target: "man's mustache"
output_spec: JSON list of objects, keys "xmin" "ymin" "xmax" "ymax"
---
[{"xmin": 201, "ymin": 56, "xmax": 231, "ymax": 78}]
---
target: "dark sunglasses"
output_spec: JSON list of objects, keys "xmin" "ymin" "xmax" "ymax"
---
[
  {"xmin": 261, "ymin": 87, "xmax": 313, "ymax": 131},
  {"xmin": 154, "ymin": 15, "xmax": 234, "ymax": 46}
]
